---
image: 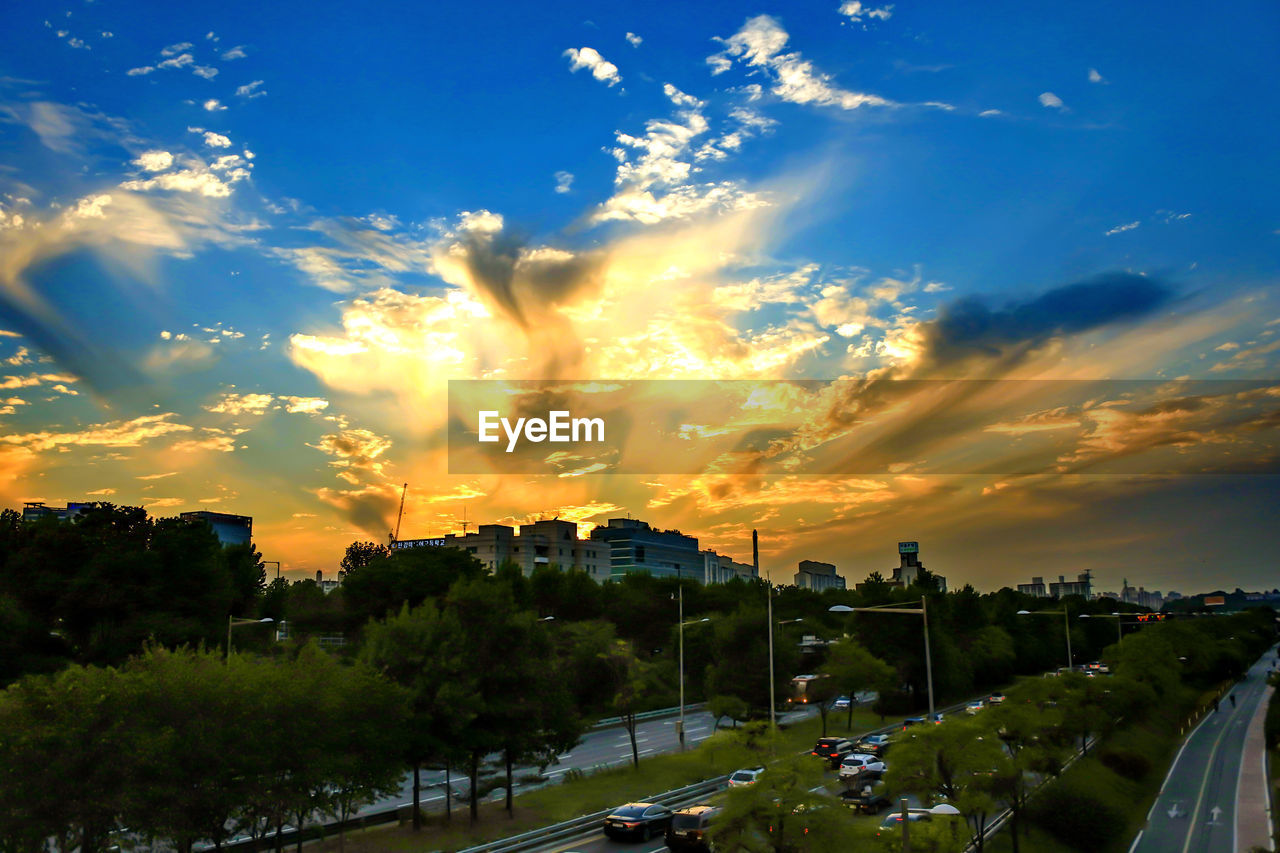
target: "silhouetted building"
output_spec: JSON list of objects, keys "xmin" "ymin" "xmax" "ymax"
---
[
  {"xmin": 1018, "ymin": 576, "xmax": 1048, "ymax": 598},
  {"xmin": 180, "ymin": 511, "xmax": 252, "ymax": 547},
  {"xmin": 21, "ymin": 501, "xmax": 95, "ymax": 523},
  {"xmin": 444, "ymin": 519, "xmax": 610, "ymax": 581},
  {"xmin": 887, "ymin": 541, "xmax": 947, "ymax": 593},
  {"xmin": 1050, "ymin": 571, "xmax": 1093, "ymax": 599},
  {"xmin": 795, "ymin": 560, "xmax": 845, "ymax": 591}
]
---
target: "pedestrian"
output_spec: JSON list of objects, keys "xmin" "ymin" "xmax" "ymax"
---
[{"xmin": 1230, "ymin": 694, "xmax": 1236, "ymax": 708}]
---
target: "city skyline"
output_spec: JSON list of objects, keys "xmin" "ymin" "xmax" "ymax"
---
[{"xmin": 2, "ymin": 1, "xmax": 1278, "ymax": 591}]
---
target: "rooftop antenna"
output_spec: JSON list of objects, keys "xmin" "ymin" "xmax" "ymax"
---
[
  {"xmin": 391, "ymin": 483, "xmax": 407, "ymax": 544},
  {"xmin": 461, "ymin": 505, "xmax": 469, "ymax": 535}
]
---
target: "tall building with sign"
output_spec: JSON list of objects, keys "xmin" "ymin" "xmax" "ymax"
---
[{"xmin": 886, "ymin": 540, "xmax": 947, "ymax": 592}]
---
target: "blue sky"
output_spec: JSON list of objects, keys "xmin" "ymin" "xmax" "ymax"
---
[{"xmin": 1, "ymin": 0, "xmax": 1278, "ymax": 592}]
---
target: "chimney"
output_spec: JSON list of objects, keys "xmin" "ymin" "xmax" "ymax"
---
[
  {"xmin": 316, "ymin": 569, "xmax": 323, "ymax": 584},
  {"xmin": 752, "ymin": 529, "xmax": 759, "ymax": 578}
]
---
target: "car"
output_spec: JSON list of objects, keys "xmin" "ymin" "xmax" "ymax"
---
[
  {"xmin": 902, "ymin": 713, "xmax": 944, "ymax": 730},
  {"xmin": 840, "ymin": 772, "xmax": 891, "ymax": 815},
  {"xmin": 832, "ymin": 695, "xmax": 851, "ymax": 710},
  {"xmin": 854, "ymin": 733, "xmax": 892, "ymax": 756},
  {"xmin": 811, "ymin": 737, "xmax": 855, "ymax": 767},
  {"xmin": 665, "ymin": 803, "xmax": 721, "ymax": 852},
  {"xmin": 838, "ymin": 753, "xmax": 886, "ymax": 781},
  {"xmin": 727, "ymin": 767, "xmax": 765, "ymax": 788},
  {"xmin": 602, "ymin": 802, "xmax": 674, "ymax": 840},
  {"xmin": 965, "ymin": 700, "xmax": 985, "ymax": 715},
  {"xmin": 988, "ymin": 692, "xmax": 1006, "ymax": 705},
  {"xmin": 876, "ymin": 810, "xmax": 933, "ymax": 836}
]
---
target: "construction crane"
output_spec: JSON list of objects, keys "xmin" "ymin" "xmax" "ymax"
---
[{"xmin": 390, "ymin": 483, "xmax": 407, "ymax": 545}]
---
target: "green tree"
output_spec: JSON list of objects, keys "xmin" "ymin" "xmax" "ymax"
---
[
  {"xmin": 708, "ymin": 754, "xmax": 857, "ymax": 852},
  {"xmin": 708, "ymin": 693, "xmax": 749, "ymax": 730},
  {"xmin": 821, "ymin": 640, "xmax": 896, "ymax": 731},
  {"xmin": 338, "ymin": 540, "xmax": 390, "ymax": 578},
  {"xmin": 602, "ymin": 638, "xmax": 664, "ymax": 769}
]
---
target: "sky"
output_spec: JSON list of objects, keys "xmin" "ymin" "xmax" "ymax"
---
[{"xmin": 1, "ymin": 0, "xmax": 1278, "ymax": 594}]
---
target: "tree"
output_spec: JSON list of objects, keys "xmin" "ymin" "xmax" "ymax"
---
[
  {"xmin": 883, "ymin": 718, "xmax": 1004, "ymax": 851},
  {"xmin": 361, "ymin": 602, "xmax": 476, "ymax": 829},
  {"xmin": 708, "ymin": 754, "xmax": 857, "ymax": 852},
  {"xmin": 224, "ymin": 543, "xmax": 267, "ymax": 617},
  {"xmin": 602, "ymin": 639, "xmax": 663, "ymax": 769},
  {"xmin": 338, "ymin": 541, "xmax": 389, "ymax": 578},
  {"xmin": 705, "ymin": 604, "xmax": 801, "ymax": 715},
  {"xmin": 708, "ymin": 694, "xmax": 749, "ymax": 730},
  {"xmin": 821, "ymin": 640, "xmax": 896, "ymax": 731},
  {"xmin": 805, "ymin": 675, "xmax": 841, "ymax": 737},
  {"xmin": 341, "ymin": 545, "xmax": 484, "ymax": 629}
]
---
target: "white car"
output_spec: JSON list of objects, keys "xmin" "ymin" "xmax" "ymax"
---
[
  {"xmin": 838, "ymin": 753, "xmax": 886, "ymax": 781},
  {"xmin": 965, "ymin": 700, "xmax": 985, "ymax": 715},
  {"xmin": 832, "ymin": 695, "xmax": 851, "ymax": 710},
  {"xmin": 728, "ymin": 767, "xmax": 765, "ymax": 787}
]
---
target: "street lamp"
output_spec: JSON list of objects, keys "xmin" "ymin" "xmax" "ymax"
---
[
  {"xmin": 1017, "ymin": 609, "xmax": 1073, "ymax": 670},
  {"xmin": 226, "ymin": 616, "xmax": 273, "ymax": 664},
  {"xmin": 263, "ymin": 560, "xmax": 281, "ymax": 580},
  {"xmin": 897, "ymin": 799, "xmax": 961, "ymax": 852},
  {"xmin": 1079, "ymin": 612, "xmax": 1124, "ymax": 646},
  {"xmin": 768, "ymin": 615, "xmax": 803, "ymax": 734},
  {"xmin": 831, "ymin": 600, "xmax": 935, "ymax": 725},
  {"xmin": 678, "ymin": 616, "xmax": 710, "ymax": 750}
]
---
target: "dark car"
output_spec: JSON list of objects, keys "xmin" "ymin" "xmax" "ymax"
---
[
  {"xmin": 840, "ymin": 771, "xmax": 891, "ymax": 815},
  {"xmin": 855, "ymin": 733, "xmax": 892, "ymax": 756},
  {"xmin": 901, "ymin": 713, "xmax": 943, "ymax": 730},
  {"xmin": 603, "ymin": 802, "xmax": 675, "ymax": 841},
  {"xmin": 810, "ymin": 737, "xmax": 855, "ymax": 767},
  {"xmin": 665, "ymin": 803, "xmax": 721, "ymax": 851}
]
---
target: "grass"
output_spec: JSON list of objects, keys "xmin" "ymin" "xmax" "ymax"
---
[{"xmin": 298, "ymin": 707, "xmax": 893, "ymax": 852}]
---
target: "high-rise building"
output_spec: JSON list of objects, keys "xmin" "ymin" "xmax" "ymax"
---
[
  {"xmin": 1017, "ymin": 576, "xmax": 1049, "ymax": 598},
  {"xmin": 886, "ymin": 541, "xmax": 947, "ymax": 592},
  {"xmin": 590, "ymin": 518, "xmax": 703, "ymax": 582},
  {"xmin": 795, "ymin": 560, "xmax": 846, "ymax": 591},
  {"xmin": 1049, "ymin": 571, "xmax": 1093, "ymax": 599}
]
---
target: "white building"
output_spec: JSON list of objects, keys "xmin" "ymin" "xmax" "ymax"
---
[
  {"xmin": 795, "ymin": 560, "xmax": 846, "ymax": 591},
  {"xmin": 443, "ymin": 519, "xmax": 611, "ymax": 582}
]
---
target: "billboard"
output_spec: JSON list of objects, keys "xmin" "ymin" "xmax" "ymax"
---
[
  {"xmin": 898, "ymin": 541, "xmax": 919, "ymax": 554},
  {"xmin": 1203, "ymin": 595, "xmax": 1226, "ymax": 607},
  {"xmin": 390, "ymin": 538, "xmax": 448, "ymax": 550}
]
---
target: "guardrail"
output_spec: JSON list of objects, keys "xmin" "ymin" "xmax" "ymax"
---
[
  {"xmin": 591, "ymin": 702, "xmax": 706, "ymax": 729},
  {"xmin": 455, "ymin": 775, "xmax": 730, "ymax": 853}
]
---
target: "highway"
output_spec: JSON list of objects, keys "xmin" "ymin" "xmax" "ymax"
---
[{"xmin": 1132, "ymin": 645, "xmax": 1278, "ymax": 853}]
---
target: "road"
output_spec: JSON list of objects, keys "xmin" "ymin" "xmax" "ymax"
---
[{"xmin": 1132, "ymin": 645, "xmax": 1278, "ymax": 853}]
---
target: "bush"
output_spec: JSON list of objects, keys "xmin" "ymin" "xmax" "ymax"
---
[
  {"xmin": 1099, "ymin": 748, "xmax": 1152, "ymax": 781},
  {"xmin": 1265, "ymin": 680, "xmax": 1280, "ymax": 751},
  {"xmin": 1029, "ymin": 781, "xmax": 1126, "ymax": 851}
]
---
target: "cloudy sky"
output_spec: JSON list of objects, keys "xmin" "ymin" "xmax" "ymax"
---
[{"xmin": 2, "ymin": 0, "xmax": 1278, "ymax": 593}]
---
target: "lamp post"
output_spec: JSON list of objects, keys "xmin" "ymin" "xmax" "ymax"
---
[
  {"xmin": 768, "ymin": 614, "xmax": 803, "ymax": 734},
  {"xmin": 831, "ymin": 599, "xmax": 935, "ymax": 724},
  {"xmin": 679, "ymin": 616, "xmax": 710, "ymax": 750},
  {"xmin": 226, "ymin": 616, "xmax": 274, "ymax": 664},
  {"xmin": 1079, "ymin": 612, "xmax": 1124, "ymax": 646},
  {"xmin": 263, "ymin": 560, "xmax": 280, "ymax": 580},
  {"xmin": 1017, "ymin": 609, "xmax": 1073, "ymax": 670}
]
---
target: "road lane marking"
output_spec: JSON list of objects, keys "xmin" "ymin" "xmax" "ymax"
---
[{"xmin": 1181, "ymin": 689, "xmax": 1249, "ymax": 853}]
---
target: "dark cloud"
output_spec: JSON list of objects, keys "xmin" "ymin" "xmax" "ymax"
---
[
  {"xmin": 917, "ymin": 272, "xmax": 1175, "ymax": 371},
  {"xmin": 457, "ymin": 230, "xmax": 606, "ymax": 330}
]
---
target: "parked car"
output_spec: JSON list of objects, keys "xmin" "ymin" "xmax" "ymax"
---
[
  {"xmin": 854, "ymin": 733, "xmax": 892, "ymax": 756},
  {"xmin": 811, "ymin": 737, "xmax": 855, "ymax": 767},
  {"xmin": 665, "ymin": 803, "xmax": 721, "ymax": 852},
  {"xmin": 988, "ymin": 692, "xmax": 1006, "ymax": 704},
  {"xmin": 603, "ymin": 802, "xmax": 674, "ymax": 840},
  {"xmin": 832, "ymin": 695, "xmax": 851, "ymax": 710},
  {"xmin": 965, "ymin": 699, "xmax": 985, "ymax": 715},
  {"xmin": 902, "ymin": 713, "xmax": 944, "ymax": 730},
  {"xmin": 840, "ymin": 771, "xmax": 891, "ymax": 814},
  {"xmin": 727, "ymin": 767, "xmax": 765, "ymax": 788},
  {"xmin": 838, "ymin": 753, "xmax": 886, "ymax": 781},
  {"xmin": 876, "ymin": 811, "xmax": 933, "ymax": 836}
]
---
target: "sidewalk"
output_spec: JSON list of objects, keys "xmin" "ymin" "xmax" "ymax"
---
[{"xmin": 1237, "ymin": 679, "xmax": 1275, "ymax": 852}]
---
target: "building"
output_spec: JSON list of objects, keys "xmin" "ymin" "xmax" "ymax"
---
[
  {"xmin": 1049, "ymin": 571, "xmax": 1093, "ymax": 599},
  {"xmin": 1017, "ymin": 577, "xmax": 1048, "ymax": 598},
  {"xmin": 590, "ymin": 518, "xmax": 704, "ymax": 582},
  {"xmin": 443, "ymin": 519, "xmax": 611, "ymax": 582},
  {"xmin": 21, "ymin": 501, "xmax": 96, "ymax": 523},
  {"xmin": 887, "ymin": 541, "xmax": 947, "ymax": 593},
  {"xmin": 315, "ymin": 570, "xmax": 340, "ymax": 595},
  {"xmin": 794, "ymin": 560, "xmax": 846, "ymax": 592},
  {"xmin": 701, "ymin": 550, "xmax": 758, "ymax": 584},
  {"xmin": 1119, "ymin": 578, "xmax": 1165, "ymax": 610},
  {"xmin": 180, "ymin": 511, "xmax": 253, "ymax": 547}
]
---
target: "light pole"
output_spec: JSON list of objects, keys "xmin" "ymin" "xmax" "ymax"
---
[
  {"xmin": 679, "ymin": 616, "xmax": 710, "ymax": 750},
  {"xmin": 263, "ymin": 560, "xmax": 280, "ymax": 580},
  {"xmin": 768, "ymin": 612, "xmax": 803, "ymax": 733},
  {"xmin": 226, "ymin": 616, "xmax": 274, "ymax": 664},
  {"xmin": 1079, "ymin": 612, "xmax": 1124, "ymax": 646},
  {"xmin": 831, "ymin": 599, "xmax": 935, "ymax": 724},
  {"xmin": 1017, "ymin": 609, "xmax": 1073, "ymax": 670}
]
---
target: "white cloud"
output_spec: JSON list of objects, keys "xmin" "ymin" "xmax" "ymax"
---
[
  {"xmin": 133, "ymin": 150, "xmax": 174, "ymax": 172},
  {"xmin": 626, "ymin": 32, "xmax": 642, "ymax": 47},
  {"xmin": 160, "ymin": 42, "xmax": 193, "ymax": 57},
  {"xmin": 192, "ymin": 65, "xmax": 219, "ymax": 80},
  {"xmin": 837, "ymin": 2, "xmax": 894, "ymax": 24},
  {"xmin": 554, "ymin": 171, "xmax": 574, "ymax": 194},
  {"xmin": 564, "ymin": 47, "xmax": 622, "ymax": 87},
  {"xmin": 158, "ymin": 53, "xmax": 195, "ymax": 71},
  {"xmin": 1105, "ymin": 220, "xmax": 1140, "ymax": 236},
  {"xmin": 709, "ymin": 16, "xmax": 898, "ymax": 111},
  {"xmin": 202, "ymin": 131, "xmax": 232, "ymax": 148},
  {"xmin": 236, "ymin": 80, "xmax": 266, "ymax": 99},
  {"xmin": 280, "ymin": 395, "xmax": 330, "ymax": 414},
  {"xmin": 203, "ymin": 99, "xmax": 226, "ymax": 112},
  {"xmin": 126, "ymin": 66, "xmax": 155, "ymax": 76},
  {"xmin": 1088, "ymin": 68, "xmax": 1106, "ymax": 84},
  {"xmin": 979, "ymin": 109, "xmax": 1003, "ymax": 117},
  {"xmin": 1039, "ymin": 91, "xmax": 1065, "ymax": 109},
  {"xmin": 206, "ymin": 391, "xmax": 274, "ymax": 415},
  {"xmin": 221, "ymin": 45, "xmax": 247, "ymax": 60}
]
